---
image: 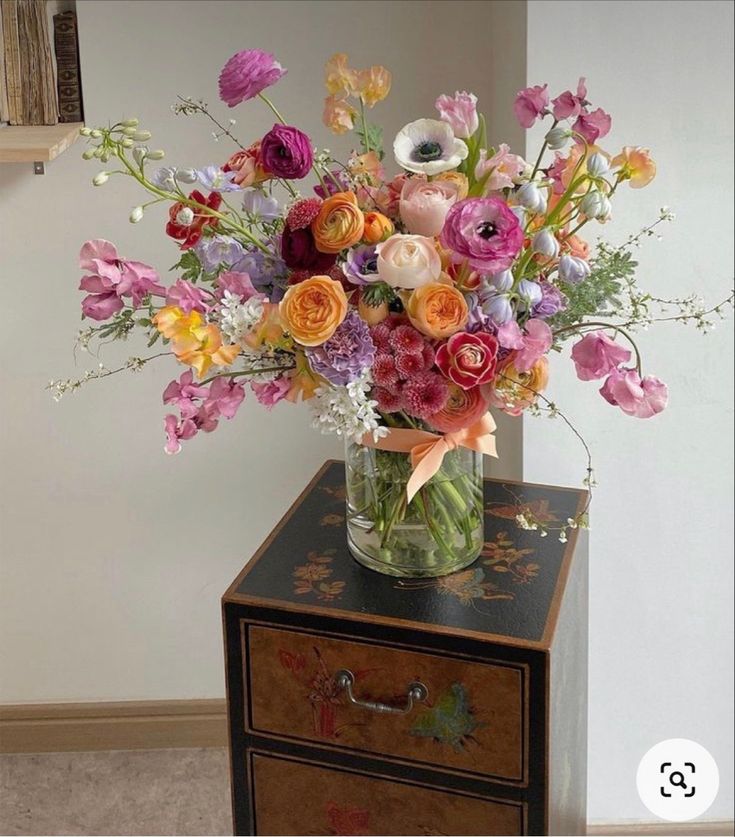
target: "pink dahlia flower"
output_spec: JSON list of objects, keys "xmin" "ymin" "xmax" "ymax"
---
[
  {"xmin": 440, "ymin": 197, "xmax": 523, "ymax": 273},
  {"xmin": 218, "ymin": 49, "xmax": 286, "ymax": 107},
  {"xmin": 599, "ymin": 368, "xmax": 668, "ymax": 418}
]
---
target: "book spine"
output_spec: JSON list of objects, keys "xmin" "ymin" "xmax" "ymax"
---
[
  {"xmin": 1, "ymin": 0, "xmax": 22, "ymax": 125},
  {"xmin": 53, "ymin": 10, "xmax": 83, "ymax": 123},
  {"xmin": 17, "ymin": 0, "xmax": 58, "ymax": 125}
]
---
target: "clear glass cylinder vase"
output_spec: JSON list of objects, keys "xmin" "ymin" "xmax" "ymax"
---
[{"xmin": 344, "ymin": 440, "xmax": 484, "ymax": 578}]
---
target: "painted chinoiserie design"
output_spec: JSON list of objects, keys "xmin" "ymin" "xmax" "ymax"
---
[{"xmin": 223, "ymin": 461, "xmax": 589, "ymax": 836}]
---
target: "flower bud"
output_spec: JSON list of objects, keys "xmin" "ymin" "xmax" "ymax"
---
[
  {"xmin": 132, "ymin": 146, "xmax": 148, "ymax": 165},
  {"xmin": 517, "ymin": 279, "xmax": 543, "ymax": 308},
  {"xmin": 587, "ymin": 152, "xmax": 610, "ymax": 177},
  {"xmin": 93, "ymin": 147, "xmax": 104, "ymax": 158},
  {"xmin": 532, "ymin": 228, "xmax": 560, "ymax": 258},
  {"xmin": 81, "ymin": 148, "xmax": 95, "ymax": 160},
  {"xmin": 580, "ymin": 190, "xmax": 611, "ymax": 221},
  {"xmin": 121, "ymin": 118, "xmax": 139, "ymax": 128},
  {"xmin": 483, "ymin": 294, "xmax": 513, "ymax": 325},
  {"xmin": 132, "ymin": 130, "xmax": 152, "ymax": 141},
  {"xmin": 598, "ymin": 195, "xmax": 612, "ymax": 221},
  {"xmin": 129, "ymin": 206, "xmax": 144, "ymax": 224},
  {"xmin": 175, "ymin": 207, "xmax": 195, "ymax": 226},
  {"xmin": 486, "ymin": 269, "xmax": 514, "ymax": 293},
  {"xmin": 175, "ymin": 168, "xmax": 198, "ymax": 184},
  {"xmin": 121, "ymin": 137, "xmax": 134, "ymax": 148},
  {"xmin": 558, "ymin": 254, "xmax": 591, "ymax": 285},
  {"xmin": 122, "ymin": 126, "xmax": 138, "ymax": 137},
  {"xmin": 545, "ymin": 126, "xmax": 571, "ymax": 150},
  {"xmin": 146, "ymin": 149, "xmax": 165, "ymax": 161},
  {"xmin": 92, "ymin": 172, "xmax": 109, "ymax": 186},
  {"xmin": 99, "ymin": 150, "xmax": 110, "ymax": 163},
  {"xmin": 90, "ymin": 129, "xmax": 102, "ymax": 139},
  {"xmin": 516, "ymin": 182, "xmax": 547, "ymax": 214},
  {"xmin": 79, "ymin": 127, "xmax": 92, "ymax": 137}
]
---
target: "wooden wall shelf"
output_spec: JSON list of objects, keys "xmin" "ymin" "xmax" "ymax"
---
[{"xmin": 0, "ymin": 122, "xmax": 83, "ymax": 163}]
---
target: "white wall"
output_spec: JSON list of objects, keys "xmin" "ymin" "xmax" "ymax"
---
[
  {"xmin": 525, "ymin": 0, "xmax": 734, "ymax": 824},
  {"xmin": 0, "ymin": 0, "xmax": 523, "ymax": 703}
]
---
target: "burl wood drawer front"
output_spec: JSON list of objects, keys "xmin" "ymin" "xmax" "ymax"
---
[
  {"xmin": 251, "ymin": 752, "xmax": 523, "ymax": 836},
  {"xmin": 246, "ymin": 625, "xmax": 525, "ymax": 783}
]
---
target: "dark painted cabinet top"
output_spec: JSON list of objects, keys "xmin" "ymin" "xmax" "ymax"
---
[{"xmin": 224, "ymin": 461, "xmax": 587, "ymax": 650}]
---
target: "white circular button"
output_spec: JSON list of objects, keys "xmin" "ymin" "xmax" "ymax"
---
[{"xmin": 637, "ymin": 738, "xmax": 719, "ymax": 821}]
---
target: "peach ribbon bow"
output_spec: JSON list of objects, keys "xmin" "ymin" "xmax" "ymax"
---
[{"xmin": 361, "ymin": 412, "xmax": 498, "ymax": 503}]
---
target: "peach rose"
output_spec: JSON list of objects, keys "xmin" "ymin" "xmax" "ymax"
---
[
  {"xmin": 486, "ymin": 356, "xmax": 549, "ymax": 416},
  {"xmin": 406, "ymin": 282, "xmax": 468, "ymax": 339},
  {"xmin": 433, "ymin": 171, "xmax": 469, "ymax": 200},
  {"xmin": 312, "ymin": 191, "xmax": 365, "ymax": 254},
  {"xmin": 279, "ymin": 275, "xmax": 348, "ymax": 346},
  {"xmin": 399, "ymin": 177, "xmax": 460, "ymax": 238},
  {"xmin": 377, "ymin": 234, "xmax": 442, "ymax": 289},
  {"xmin": 362, "ymin": 211, "xmax": 394, "ymax": 244}
]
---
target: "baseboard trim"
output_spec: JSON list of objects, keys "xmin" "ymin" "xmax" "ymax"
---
[
  {"xmin": 587, "ymin": 821, "xmax": 734, "ymax": 836},
  {"xmin": 0, "ymin": 699, "xmax": 228, "ymax": 753}
]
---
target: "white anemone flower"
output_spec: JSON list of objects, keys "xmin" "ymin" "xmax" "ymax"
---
[{"xmin": 393, "ymin": 118, "xmax": 468, "ymax": 175}]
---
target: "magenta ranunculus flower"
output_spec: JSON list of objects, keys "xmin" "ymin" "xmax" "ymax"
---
[
  {"xmin": 218, "ymin": 49, "xmax": 286, "ymax": 107},
  {"xmin": 260, "ymin": 124, "xmax": 314, "ymax": 180},
  {"xmin": 513, "ymin": 84, "xmax": 549, "ymax": 129},
  {"xmin": 440, "ymin": 197, "xmax": 523, "ymax": 273},
  {"xmin": 571, "ymin": 331, "xmax": 631, "ymax": 381},
  {"xmin": 573, "ymin": 107, "xmax": 612, "ymax": 145},
  {"xmin": 599, "ymin": 368, "xmax": 669, "ymax": 418}
]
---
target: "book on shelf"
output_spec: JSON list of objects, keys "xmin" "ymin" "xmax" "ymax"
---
[{"xmin": 53, "ymin": 9, "xmax": 83, "ymax": 123}]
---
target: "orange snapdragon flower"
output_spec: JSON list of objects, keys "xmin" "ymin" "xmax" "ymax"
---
[{"xmin": 153, "ymin": 306, "xmax": 240, "ymax": 378}]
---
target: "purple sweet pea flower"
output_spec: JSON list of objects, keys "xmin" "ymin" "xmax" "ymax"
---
[
  {"xmin": 306, "ymin": 312, "xmax": 376, "ymax": 385},
  {"xmin": 532, "ymin": 281, "xmax": 568, "ymax": 319},
  {"xmin": 342, "ymin": 245, "xmax": 380, "ymax": 285},
  {"xmin": 196, "ymin": 166, "xmax": 241, "ymax": 192},
  {"xmin": 194, "ymin": 235, "xmax": 246, "ymax": 274},
  {"xmin": 241, "ymin": 189, "xmax": 280, "ymax": 221}
]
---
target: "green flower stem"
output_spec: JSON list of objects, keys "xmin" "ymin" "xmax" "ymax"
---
[
  {"xmin": 530, "ymin": 118, "xmax": 558, "ymax": 180},
  {"xmin": 199, "ymin": 365, "xmax": 294, "ymax": 386},
  {"xmin": 359, "ymin": 97, "xmax": 370, "ymax": 154}
]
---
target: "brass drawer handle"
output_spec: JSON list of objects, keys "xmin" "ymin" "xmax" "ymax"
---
[{"xmin": 334, "ymin": 669, "xmax": 428, "ymax": 715}]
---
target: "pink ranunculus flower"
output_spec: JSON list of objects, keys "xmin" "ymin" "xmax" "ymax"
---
[
  {"xmin": 440, "ymin": 197, "xmax": 523, "ymax": 273},
  {"xmin": 511, "ymin": 318, "xmax": 553, "ymax": 372},
  {"xmin": 513, "ymin": 84, "xmax": 549, "ymax": 129},
  {"xmin": 399, "ymin": 177, "xmax": 460, "ymax": 237},
  {"xmin": 435, "ymin": 91, "xmax": 479, "ymax": 139},
  {"xmin": 599, "ymin": 368, "xmax": 669, "ymax": 418},
  {"xmin": 475, "ymin": 143, "xmax": 527, "ymax": 191},
  {"xmin": 552, "ymin": 78, "xmax": 588, "ymax": 121},
  {"xmin": 573, "ymin": 107, "xmax": 612, "ymax": 145},
  {"xmin": 571, "ymin": 331, "xmax": 631, "ymax": 381},
  {"xmin": 218, "ymin": 49, "xmax": 286, "ymax": 107},
  {"xmin": 166, "ymin": 279, "xmax": 211, "ymax": 313}
]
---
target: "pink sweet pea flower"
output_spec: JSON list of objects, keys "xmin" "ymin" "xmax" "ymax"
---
[
  {"xmin": 166, "ymin": 279, "xmax": 211, "ymax": 313},
  {"xmin": 163, "ymin": 371, "xmax": 210, "ymax": 419},
  {"xmin": 512, "ymin": 319, "xmax": 553, "ymax": 372},
  {"xmin": 571, "ymin": 331, "xmax": 631, "ymax": 381},
  {"xmin": 573, "ymin": 108, "xmax": 612, "ymax": 145},
  {"xmin": 513, "ymin": 84, "xmax": 549, "ymax": 129},
  {"xmin": 81, "ymin": 292, "xmax": 124, "ymax": 321},
  {"xmin": 205, "ymin": 377, "xmax": 245, "ymax": 419},
  {"xmin": 475, "ymin": 144, "xmax": 527, "ymax": 191},
  {"xmin": 552, "ymin": 78, "xmax": 588, "ymax": 120},
  {"xmin": 215, "ymin": 270, "xmax": 259, "ymax": 301},
  {"xmin": 163, "ymin": 414, "xmax": 198, "ymax": 455},
  {"xmin": 251, "ymin": 376, "xmax": 291, "ymax": 409},
  {"xmin": 599, "ymin": 368, "xmax": 669, "ymax": 418},
  {"xmin": 435, "ymin": 91, "xmax": 479, "ymax": 139},
  {"xmin": 496, "ymin": 320, "xmax": 525, "ymax": 350}
]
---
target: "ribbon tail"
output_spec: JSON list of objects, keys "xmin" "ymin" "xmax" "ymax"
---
[{"xmin": 406, "ymin": 440, "xmax": 448, "ymax": 504}]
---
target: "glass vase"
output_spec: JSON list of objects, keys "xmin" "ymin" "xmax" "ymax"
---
[{"xmin": 344, "ymin": 440, "xmax": 484, "ymax": 578}]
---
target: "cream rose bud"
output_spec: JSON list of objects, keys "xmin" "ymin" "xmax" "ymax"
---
[
  {"xmin": 399, "ymin": 177, "xmax": 459, "ymax": 237},
  {"xmin": 376, "ymin": 234, "xmax": 442, "ymax": 289}
]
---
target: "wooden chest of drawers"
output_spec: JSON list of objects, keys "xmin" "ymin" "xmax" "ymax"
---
[{"xmin": 223, "ymin": 461, "xmax": 588, "ymax": 836}]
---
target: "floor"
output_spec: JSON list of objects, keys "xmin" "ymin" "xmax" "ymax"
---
[{"xmin": 0, "ymin": 748, "xmax": 232, "ymax": 836}]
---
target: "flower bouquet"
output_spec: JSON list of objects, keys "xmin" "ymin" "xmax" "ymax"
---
[{"xmin": 53, "ymin": 50, "xmax": 732, "ymax": 577}]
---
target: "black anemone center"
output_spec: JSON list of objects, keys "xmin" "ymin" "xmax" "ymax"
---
[
  {"xmin": 413, "ymin": 141, "xmax": 443, "ymax": 162},
  {"xmin": 363, "ymin": 257, "xmax": 378, "ymax": 274},
  {"xmin": 476, "ymin": 221, "xmax": 497, "ymax": 239}
]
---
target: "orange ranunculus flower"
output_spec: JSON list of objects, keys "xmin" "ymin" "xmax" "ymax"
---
[
  {"xmin": 153, "ymin": 306, "xmax": 240, "ymax": 378},
  {"xmin": 312, "ymin": 191, "xmax": 365, "ymax": 254},
  {"xmin": 324, "ymin": 53, "xmax": 358, "ymax": 96},
  {"xmin": 355, "ymin": 65, "xmax": 392, "ymax": 107},
  {"xmin": 433, "ymin": 171, "xmax": 469, "ymax": 201},
  {"xmin": 323, "ymin": 94, "xmax": 357, "ymax": 135},
  {"xmin": 487, "ymin": 356, "xmax": 550, "ymax": 416},
  {"xmin": 612, "ymin": 146, "xmax": 656, "ymax": 188},
  {"xmin": 362, "ymin": 211, "xmax": 393, "ymax": 244},
  {"xmin": 279, "ymin": 275, "xmax": 348, "ymax": 347},
  {"xmin": 406, "ymin": 282, "xmax": 468, "ymax": 339}
]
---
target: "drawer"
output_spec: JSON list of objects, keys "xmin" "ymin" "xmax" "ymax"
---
[
  {"xmin": 245, "ymin": 624, "xmax": 525, "ymax": 783},
  {"xmin": 251, "ymin": 752, "xmax": 523, "ymax": 835}
]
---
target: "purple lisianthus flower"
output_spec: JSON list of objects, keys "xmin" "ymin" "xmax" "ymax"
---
[
  {"xmin": 440, "ymin": 197, "xmax": 523, "ymax": 273},
  {"xmin": 194, "ymin": 235, "xmax": 246, "ymax": 274},
  {"xmin": 260, "ymin": 124, "xmax": 313, "ymax": 180},
  {"xmin": 196, "ymin": 166, "xmax": 241, "ymax": 192},
  {"xmin": 241, "ymin": 189, "xmax": 280, "ymax": 221},
  {"xmin": 218, "ymin": 49, "xmax": 286, "ymax": 107},
  {"xmin": 342, "ymin": 245, "xmax": 380, "ymax": 285},
  {"xmin": 532, "ymin": 281, "xmax": 568, "ymax": 319},
  {"xmin": 306, "ymin": 312, "xmax": 376, "ymax": 385}
]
